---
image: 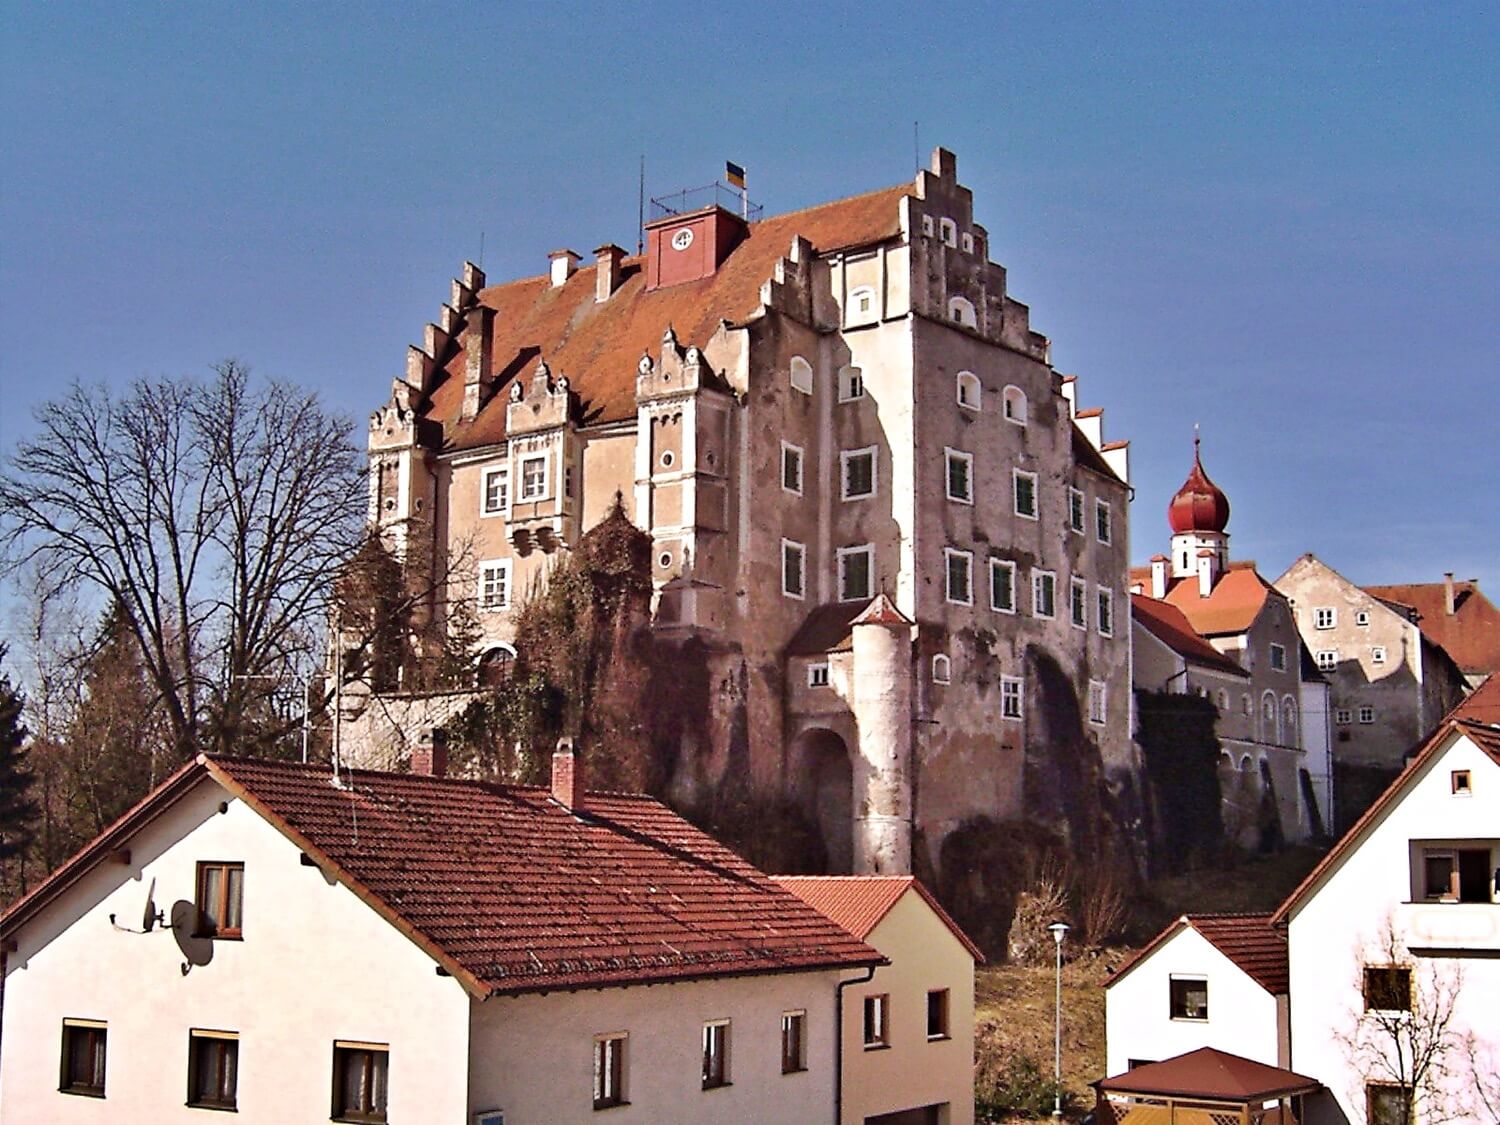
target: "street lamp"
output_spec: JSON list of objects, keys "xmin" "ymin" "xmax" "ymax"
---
[{"xmin": 1048, "ymin": 921, "xmax": 1070, "ymax": 1119}]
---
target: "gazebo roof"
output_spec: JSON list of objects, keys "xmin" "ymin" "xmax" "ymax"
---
[{"xmin": 1096, "ymin": 1048, "xmax": 1322, "ymax": 1103}]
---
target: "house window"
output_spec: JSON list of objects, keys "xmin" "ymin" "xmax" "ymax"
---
[
  {"xmin": 945, "ymin": 549, "xmax": 973, "ymax": 606},
  {"xmin": 862, "ymin": 994, "xmax": 889, "ymax": 1048},
  {"xmin": 593, "ymin": 1033, "xmax": 627, "ymax": 1109},
  {"xmin": 333, "ymin": 1042, "xmax": 389, "ymax": 1123},
  {"xmin": 1067, "ymin": 488, "xmax": 1085, "ymax": 534},
  {"xmin": 947, "ymin": 296, "xmax": 977, "ymax": 329},
  {"xmin": 1367, "ymin": 1084, "xmax": 1411, "ymax": 1125},
  {"xmin": 927, "ymin": 990, "xmax": 950, "ymax": 1040},
  {"xmin": 1371, "ymin": 646, "xmax": 1387, "ymax": 665},
  {"xmin": 1097, "ymin": 588, "xmax": 1114, "ymax": 637},
  {"xmin": 932, "ymin": 654, "xmax": 952, "ymax": 684},
  {"xmin": 939, "ymin": 217, "xmax": 957, "ymax": 247},
  {"xmin": 838, "ymin": 365, "xmax": 864, "ymax": 402},
  {"xmin": 960, "ymin": 232, "xmax": 974, "ymax": 253},
  {"xmin": 849, "ymin": 285, "xmax": 876, "ymax": 322},
  {"xmin": 1363, "ymin": 967, "xmax": 1412, "ymax": 1012},
  {"xmin": 1336, "ymin": 708, "xmax": 1352, "ymax": 725},
  {"xmin": 1452, "ymin": 770, "xmax": 1472, "ymax": 795},
  {"xmin": 1270, "ymin": 643, "xmax": 1287, "ymax": 671},
  {"xmin": 479, "ymin": 560, "xmax": 511, "ymax": 612},
  {"xmin": 837, "ymin": 545, "xmax": 874, "ymax": 602},
  {"xmin": 481, "ymin": 466, "xmax": 509, "ymax": 516},
  {"xmin": 1316, "ymin": 649, "xmax": 1338, "ymax": 672},
  {"xmin": 1095, "ymin": 500, "xmax": 1112, "ymax": 544},
  {"xmin": 1356, "ymin": 610, "xmax": 1371, "ymax": 627},
  {"xmin": 1359, "ymin": 706, "xmax": 1375, "ymax": 724},
  {"xmin": 1032, "ymin": 570, "xmax": 1056, "ymax": 619},
  {"xmin": 701, "ymin": 1021, "xmax": 731, "ymax": 1089},
  {"xmin": 477, "ymin": 645, "xmax": 515, "ymax": 688},
  {"xmin": 1088, "ymin": 680, "xmax": 1107, "ymax": 725},
  {"xmin": 1169, "ymin": 977, "xmax": 1208, "ymax": 1021},
  {"xmin": 957, "ymin": 371, "xmax": 981, "ymax": 410},
  {"xmin": 1013, "ymin": 471, "xmax": 1038, "ymax": 519},
  {"xmin": 945, "ymin": 449, "xmax": 973, "ymax": 504},
  {"xmin": 1216, "ymin": 689, "xmax": 1229, "ymax": 713},
  {"xmin": 1421, "ymin": 846, "xmax": 1493, "ymax": 902},
  {"xmin": 781, "ymin": 442, "xmax": 804, "ymax": 495},
  {"xmin": 1314, "ymin": 607, "xmax": 1337, "ymax": 629},
  {"xmin": 781, "ymin": 540, "xmax": 806, "ymax": 600},
  {"xmin": 60, "ymin": 1020, "xmax": 107, "ymax": 1097},
  {"xmin": 1002, "ymin": 385, "xmax": 1027, "ymax": 426},
  {"xmin": 781, "ymin": 1011, "xmax": 807, "ymax": 1074},
  {"xmin": 519, "ymin": 454, "xmax": 548, "ymax": 501},
  {"xmin": 1070, "ymin": 578, "xmax": 1087, "ymax": 629},
  {"xmin": 789, "ymin": 356, "xmax": 814, "ymax": 395},
  {"xmin": 1001, "ymin": 675, "xmax": 1023, "ymax": 720},
  {"xmin": 187, "ymin": 1030, "xmax": 239, "ymax": 1111},
  {"xmin": 808, "ymin": 662, "xmax": 830, "ymax": 688},
  {"xmin": 990, "ymin": 559, "xmax": 1016, "ymax": 614},
  {"xmin": 195, "ymin": 861, "xmax": 243, "ymax": 939},
  {"xmin": 841, "ymin": 448, "xmax": 876, "ymax": 500}
]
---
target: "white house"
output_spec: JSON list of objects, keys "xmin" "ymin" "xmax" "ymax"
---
[
  {"xmin": 0, "ymin": 744, "xmax": 885, "ymax": 1124},
  {"xmin": 1273, "ymin": 717, "xmax": 1500, "ymax": 1125},
  {"xmin": 775, "ymin": 875, "xmax": 982, "ymax": 1125},
  {"xmin": 1103, "ymin": 913, "xmax": 1288, "ymax": 1077}
]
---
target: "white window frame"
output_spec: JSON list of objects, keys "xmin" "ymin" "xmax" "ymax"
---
[
  {"xmin": 518, "ymin": 453, "xmax": 550, "ymax": 502},
  {"xmin": 989, "ymin": 558, "xmax": 1016, "ymax": 614},
  {"xmin": 781, "ymin": 539, "xmax": 806, "ymax": 601},
  {"xmin": 478, "ymin": 559, "xmax": 512, "ymax": 612},
  {"xmin": 1097, "ymin": 587, "xmax": 1114, "ymax": 638},
  {"xmin": 939, "ymin": 217, "xmax": 957, "ymax": 247},
  {"xmin": 1001, "ymin": 675, "xmax": 1023, "ymax": 720},
  {"xmin": 921, "ymin": 214, "xmax": 934, "ymax": 238},
  {"xmin": 1371, "ymin": 646, "xmax": 1387, "ymax": 665},
  {"xmin": 1316, "ymin": 649, "xmax": 1338, "ymax": 672},
  {"xmin": 1314, "ymin": 606, "xmax": 1337, "ymax": 630},
  {"xmin": 1002, "ymin": 385, "xmax": 1027, "ymax": 426},
  {"xmin": 702, "ymin": 1020, "xmax": 731, "ymax": 1089},
  {"xmin": 1067, "ymin": 487, "xmax": 1085, "ymax": 534},
  {"xmin": 1013, "ymin": 469, "xmax": 1038, "ymax": 520},
  {"xmin": 1088, "ymin": 680, "xmax": 1107, "ymax": 725},
  {"xmin": 789, "ymin": 355, "xmax": 813, "ymax": 396},
  {"xmin": 931, "ymin": 654, "xmax": 951, "ymax": 684},
  {"xmin": 947, "ymin": 295, "xmax": 976, "ymax": 329},
  {"xmin": 945, "ymin": 549, "xmax": 974, "ymax": 606},
  {"xmin": 1355, "ymin": 610, "xmax": 1371, "ymax": 627},
  {"xmin": 1069, "ymin": 577, "xmax": 1088, "ymax": 630},
  {"xmin": 960, "ymin": 231, "xmax": 974, "ymax": 254},
  {"xmin": 956, "ymin": 371, "xmax": 982, "ymax": 411},
  {"xmin": 840, "ymin": 446, "xmax": 878, "ymax": 501},
  {"xmin": 837, "ymin": 545, "xmax": 875, "ymax": 603},
  {"xmin": 1032, "ymin": 569, "xmax": 1056, "ymax": 619},
  {"xmin": 480, "ymin": 465, "xmax": 510, "ymax": 517},
  {"xmin": 944, "ymin": 448, "xmax": 974, "ymax": 505},
  {"xmin": 1270, "ymin": 643, "xmax": 1287, "ymax": 671},
  {"xmin": 848, "ymin": 285, "xmax": 877, "ymax": 325},
  {"xmin": 780, "ymin": 441, "xmax": 804, "ymax": 496},
  {"xmin": 1095, "ymin": 499, "xmax": 1113, "ymax": 545},
  {"xmin": 1359, "ymin": 705, "xmax": 1375, "ymax": 724},
  {"xmin": 807, "ymin": 662, "xmax": 830, "ymax": 688},
  {"xmin": 838, "ymin": 364, "xmax": 865, "ymax": 403},
  {"xmin": 593, "ymin": 1032, "xmax": 627, "ymax": 1109}
]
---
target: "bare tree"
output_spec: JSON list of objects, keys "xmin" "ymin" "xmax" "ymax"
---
[{"xmin": 0, "ymin": 361, "xmax": 365, "ymax": 760}]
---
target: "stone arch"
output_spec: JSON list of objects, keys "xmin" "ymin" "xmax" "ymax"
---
[
  {"xmin": 789, "ymin": 727, "xmax": 854, "ymax": 873},
  {"xmin": 476, "ymin": 644, "xmax": 515, "ymax": 688}
]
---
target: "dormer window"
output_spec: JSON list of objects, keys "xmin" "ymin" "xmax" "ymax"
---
[
  {"xmin": 956, "ymin": 371, "xmax": 981, "ymax": 411},
  {"xmin": 1002, "ymin": 386, "xmax": 1027, "ymax": 426},
  {"xmin": 947, "ymin": 296, "xmax": 976, "ymax": 329}
]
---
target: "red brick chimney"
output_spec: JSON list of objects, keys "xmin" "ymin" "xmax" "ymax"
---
[
  {"xmin": 411, "ymin": 729, "xmax": 448, "ymax": 778},
  {"xmin": 551, "ymin": 737, "xmax": 585, "ymax": 810}
]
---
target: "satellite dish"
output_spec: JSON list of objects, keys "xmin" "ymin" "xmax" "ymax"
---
[{"xmin": 110, "ymin": 877, "xmax": 166, "ymax": 935}]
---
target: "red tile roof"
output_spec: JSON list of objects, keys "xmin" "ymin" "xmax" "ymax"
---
[
  {"xmin": 772, "ymin": 875, "xmax": 984, "ymax": 962},
  {"xmin": 1451, "ymin": 674, "xmax": 1500, "ymax": 724},
  {"xmin": 1132, "ymin": 594, "xmax": 1250, "ymax": 679},
  {"xmin": 1362, "ymin": 580, "xmax": 1500, "ymax": 676},
  {"xmin": 1163, "ymin": 564, "xmax": 1274, "ymax": 637},
  {"xmin": 1106, "ymin": 913, "xmax": 1286, "ymax": 995},
  {"xmin": 422, "ymin": 185, "xmax": 911, "ymax": 451},
  {"xmin": 1097, "ymin": 1047, "xmax": 1320, "ymax": 1101},
  {"xmin": 2, "ymin": 757, "xmax": 881, "ymax": 997}
]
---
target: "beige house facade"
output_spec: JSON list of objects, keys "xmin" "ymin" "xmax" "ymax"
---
[{"xmin": 345, "ymin": 149, "xmax": 1136, "ymax": 880}]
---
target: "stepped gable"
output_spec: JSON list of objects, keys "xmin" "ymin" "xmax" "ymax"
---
[
  {"xmin": 1132, "ymin": 594, "xmax": 1250, "ymax": 678},
  {"xmin": 420, "ymin": 184, "xmax": 911, "ymax": 451}
]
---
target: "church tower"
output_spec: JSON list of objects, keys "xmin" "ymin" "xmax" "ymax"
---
[{"xmin": 1168, "ymin": 432, "xmax": 1232, "ymax": 587}]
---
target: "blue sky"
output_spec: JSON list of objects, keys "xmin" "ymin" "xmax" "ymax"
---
[{"xmin": 2, "ymin": 2, "xmax": 1496, "ymax": 605}]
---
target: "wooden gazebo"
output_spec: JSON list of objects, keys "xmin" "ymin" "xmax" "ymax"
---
[{"xmin": 1094, "ymin": 1048, "xmax": 1322, "ymax": 1125}]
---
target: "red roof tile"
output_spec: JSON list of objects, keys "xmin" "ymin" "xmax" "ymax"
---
[
  {"xmin": 1451, "ymin": 675, "xmax": 1500, "ymax": 724},
  {"xmin": 1157, "ymin": 563, "xmax": 1273, "ymax": 637},
  {"xmin": 1097, "ymin": 1047, "xmax": 1320, "ymax": 1100},
  {"xmin": 772, "ymin": 875, "xmax": 984, "ymax": 962},
  {"xmin": 1132, "ymin": 595, "xmax": 1250, "ymax": 679},
  {"xmin": 1362, "ymin": 580, "xmax": 1500, "ymax": 676},
  {"xmin": 1107, "ymin": 913, "xmax": 1286, "ymax": 996}
]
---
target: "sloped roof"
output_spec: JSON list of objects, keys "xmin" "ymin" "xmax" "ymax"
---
[
  {"xmin": 1097, "ymin": 1047, "xmax": 1320, "ymax": 1101},
  {"xmin": 1451, "ymin": 674, "xmax": 1500, "ymax": 724},
  {"xmin": 1362, "ymin": 580, "xmax": 1500, "ymax": 676},
  {"xmin": 786, "ymin": 602, "xmax": 864, "ymax": 655},
  {"xmin": 1106, "ymin": 913, "xmax": 1286, "ymax": 995},
  {"xmin": 772, "ymin": 875, "xmax": 984, "ymax": 962},
  {"xmin": 422, "ymin": 185, "xmax": 911, "ymax": 451},
  {"xmin": 1162, "ymin": 563, "xmax": 1274, "ymax": 637},
  {"xmin": 1, "ymin": 757, "xmax": 882, "ymax": 997},
  {"xmin": 1272, "ymin": 718, "xmax": 1500, "ymax": 925},
  {"xmin": 1132, "ymin": 594, "xmax": 1250, "ymax": 678}
]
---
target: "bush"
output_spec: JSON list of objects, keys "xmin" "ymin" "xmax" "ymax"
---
[
  {"xmin": 1008, "ymin": 868, "xmax": 1071, "ymax": 966},
  {"xmin": 975, "ymin": 1036, "xmax": 1076, "ymax": 1121}
]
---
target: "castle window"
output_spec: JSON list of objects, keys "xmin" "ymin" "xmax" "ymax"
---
[
  {"xmin": 932, "ymin": 654, "xmax": 951, "ymax": 684},
  {"xmin": 1097, "ymin": 587, "xmax": 1114, "ymax": 637},
  {"xmin": 921, "ymin": 214, "xmax": 934, "ymax": 238},
  {"xmin": 945, "ymin": 549, "xmax": 973, "ymax": 606},
  {"xmin": 838, "ymin": 365, "xmax": 864, "ymax": 402},
  {"xmin": 1095, "ymin": 500, "xmax": 1113, "ymax": 545},
  {"xmin": 1316, "ymin": 649, "xmax": 1338, "ymax": 672},
  {"xmin": 841, "ymin": 447, "xmax": 877, "ymax": 500},
  {"xmin": 1243, "ymin": 694, "xmax": 1253, "ymax": 716},
  {"xmin": 807, "ymin": 662, "xmax": 830, "ymax": 688},
  {"xmin": 1068, "ymin": 488, "xmax": 1085, "ymax": 534},
  {"xmin": 837, "ymin": 545, "xmax": 874, "ymax": 602},
  {"xmin": 1088, "ymin": 680, "xmax": 1107, "ymax": 725},
  {"xmin": 961, "ymin": 232, "xmax": 974, "ymax": 254},
  {"xmin": 593, "ymin": 1033, "xmax": 628, "ymax": 1109},
  {"xmin": 1002, "ymin": 385, "xmax": 1027, "ymax": 426},
  {"xmin": 781, "ymin": 540, "xmax": 805, "ymax": 600},
  {"xmin": 1283, "ymin": 697, "xmax": 1298, "ymax": 742},
  {"xmin": 947, "ymin": 296, "xmax": 977, "ymax": 329},
  {"xmin": 1013, "ymin": 470, "xmax": 1038, "ymax": 520},
  {"xmin": 1070, "ymin": 577, "xmax": 1088, "ymax": 629},
  {"xmin": 477, "ymin": 646, "xmax": 514, "ymax": 688},
  {"xmin": 1216, "ymin": 689, "xmax": 1229, "ymax": 712},
  {"xmin": 789, "ymin": 356, "xmax": 814, "ymax": 395},
  {"xmin": 781, "ymin": 442, "xmax": 804, "ymax": 495},
  {"xmin": 848, "ymin": 285, "xmax": 877, "ymax": 325},
  {"xmin": 1032, "ymin": 570, "xmax": 1056, "ymax": 619},
  {"xmin": 1371, "ymin": 646, "xmax": 1387, "ymax": 665},
  {"xmin": 1001, "ymin": 676, "xmax": 1023, "ymax": 720},
  {"xmin": 1270, "ymin": 643, "xmax": 1287, "ymax": 671},
  {"xmin": 1262, "ymin": 692, "xmax": 1277, "ymax": 737},
  {"xmin": 1336, "ymin": 708, "xmax": 1352, "ymax": 725},
  {"xmin": 478, "ymin": 559, "xmax": 512, "ymax": 612},
  {"xmin": 945, "ymin": 449, "xmax": 973, "ymax": 504},
  {"xmin": 1359, "ymin": 706, "xmax": 1375, "ymax": 724},
  {"xmin": 1314, "ymin": 607, "xmax": 1337, "ymax": 630},
  {"xmin": 990, "ymin": 559, "xmax": 1016, "ymax": 614},
  {"xmin": 939, "ymin": 217, "xmax": 957, "ymax": 247},
  {"xmin": 481, "ymin": 466, "xmax": 509, "ymax": 516},
  {"xmin": 519, "ymin": 454, "xmax": 549, "ymax": 501},
  {"xmin": 956, "ymin": 371, "xmax": 981, "ymax": 411}
]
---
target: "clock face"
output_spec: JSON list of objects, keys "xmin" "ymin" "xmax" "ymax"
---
[{"xmin": 671, "ymin": 227, "xmax": 694, "ymax": 251}]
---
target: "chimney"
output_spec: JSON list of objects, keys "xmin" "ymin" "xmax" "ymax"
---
[
  {"xmin": 595, "ymin": 243, "xmax": 625, "ymax": 302},
  {"xmin": 412, "ymin": 728, "xmax": 448, "ymax": 778},
  {"xmin": 1150, "ymin": 555, "xmax": 1168, "ymax": 600},
  {"xmin": 1444, "ymin": 572, "xmax": 1456, "ymax": 615},
  {"xmin": 1197, "ymin": 549, "xmax": 1216, "ymax": 598},
  {"xmin": 551, "ymin": 737, "xmax": 584, "ymax": 810},
  {"xmin": 549, "ymin": 249, "xmax": 581, "ymax": 288},
  {"xmin": 461, "ymin": 304, "xmax": 495, "ymax": 421}
]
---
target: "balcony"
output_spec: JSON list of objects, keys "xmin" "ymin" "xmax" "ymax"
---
[{"xmin": 1396, "ymin": 902, "xmax": 1500, "ymax": 955}]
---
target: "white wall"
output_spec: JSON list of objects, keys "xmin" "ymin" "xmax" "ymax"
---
[
  {"xmin": 0, "ymin": 778, "xmax": 472, "ymax": 1124},
  {"xmin": 1287, "ymin": 731, "xmax": 1500, "ymax": 1125},
  {"xmin": 1104, "ymin": 925, "xmax": 1283, "ymax": 1076},
  {"xmin": 842, "ymin": 890, "xmax": 976, "ymax": 1125},
  {"xmin": 467, "ymin": 966, "xmax": 844, "ymax": 1124}
]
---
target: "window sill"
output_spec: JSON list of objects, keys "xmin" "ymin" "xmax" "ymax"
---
[
  {"xmin": 927, "ymin": 1034, "xmax": 952, "ymax": 1043},
  {"xmin": 701, "ymin": 1081, "xmax": 733, "ymax": 1092},
  {"xmin": 186, "ymin": 1101, "xmax": 238, "ymax": 1112},
  {"xmin": 1169, "ymin": 1016, "xmax": 1209, "ymax": 1023},
  {"xmin": 60, "ymin": 1086, "xmax": 106, "ymax": 1099},
  {"xmin": 782, "ymin": 1066, "xmax": 808, "ymax": 1076},
  {"xmin": 863, "ymin": 1042, "xmax": 892, "ymax": 1052},
  {"xmin": 593, "ymin": 1100, "xmax": 631, "ymax": 1111}
]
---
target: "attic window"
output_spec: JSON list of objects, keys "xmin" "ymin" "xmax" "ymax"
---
[
  {"xmin": 956, "ymin": 371, "xmax": 981, "ymax": 411},
  {"xmin": 849, "ymin": 286, "xmax": 877, "ymax": 325},
  {"xmin": 1452, "ymin": 769, "xmax": 1472, "ymax": 795},
  {"xmin": 789, "ymin": 356, "xmax": 814, "ymax": 396},
  {"xmin": 939, "ymin": 218, "xmax": 957, "ymax": 247},
  {"xmin": 1002, "ymin": 386, "xmax": 1027, "ymax": 426},
  {"xmin": 1356, "ymin": 610, "xmax": 1371, "ymax": 627},
  {"xmin": 1169, "ymin": 977, "xmax": 1208, "ymax": 1021},
  {"xmin": 961, "ymin": 232, "xmax": 974, "ymax": 254}
]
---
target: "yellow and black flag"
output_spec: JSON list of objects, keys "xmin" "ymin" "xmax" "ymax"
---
[{"xmin": 725, "ymin": 161, "xmax": 746, "ymax": 190}]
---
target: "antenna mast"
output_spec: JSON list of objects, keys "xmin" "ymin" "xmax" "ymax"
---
[{"xmin": 637, "ymin": 154, "xmax": 645, "ymax": 256}]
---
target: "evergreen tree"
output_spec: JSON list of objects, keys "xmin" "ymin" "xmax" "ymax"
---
[
  {"xmin": 436, "ymin": 594, "xmax": 483, "ymax": 689},
  {"xmin": 0, "ymin": 645, "xmax": 40, "ymax": 867}
]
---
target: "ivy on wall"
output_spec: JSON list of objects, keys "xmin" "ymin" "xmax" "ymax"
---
[{"xmin": 1134, "ymin": 689, "xmax": 1224, "ymax": 871}]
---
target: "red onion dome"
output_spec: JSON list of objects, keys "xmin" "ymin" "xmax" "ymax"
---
[{"xmin": 1168, "ymin": 437, "xmax": 1230, "ymax": 534}]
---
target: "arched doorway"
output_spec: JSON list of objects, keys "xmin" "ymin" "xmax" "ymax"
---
[
  {"xmin": 476, "ymin": 645, "xmax": 515, "ymax": 688},
  {"xmin": 790, "ymin": 728, "xmax": 854, "ymax": 874}
]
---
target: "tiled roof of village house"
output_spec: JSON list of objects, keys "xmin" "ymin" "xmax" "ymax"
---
[
  {"xmin": 1131, "ymin": 594, "xmax": 1250, "ymax": 678},
  {"xmin": 1451, "ymin": 673, "xmax": 1500, "ymax": 724},
  {"xmin": 1361, "ymin": 579, "xmax": 1500, "ymax": 676},
  {"xmin": 772, "ymin": 875, "xmax": 984, "ymax": 961},
  {"xmin": 1, "ymin": 757, "xmax": 882, "ymax": 997},
  {"xmin": 1106, "ymin": 913, "xmax": 1286, "ymax": 995},
  {"xmin": 421, "ymin": 184, "xmax": 912, "ymax": 451},
  {"xmin": 1125, "ymin": 561, "xmax": 1274, "ymax": 638}
]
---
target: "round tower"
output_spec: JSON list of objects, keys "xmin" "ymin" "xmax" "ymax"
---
[
  {"xmin": 849, "ymin": 594, "xmax": 915, "ymax": 874},
  {"xmin": 1168, "ymin": 431, "xmax": 1231, "ymax": 580}
]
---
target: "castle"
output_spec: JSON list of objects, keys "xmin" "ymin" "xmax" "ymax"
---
[{"xmin": 343, "ymin": 149, "xmax": 1136, "ymax": 879}]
